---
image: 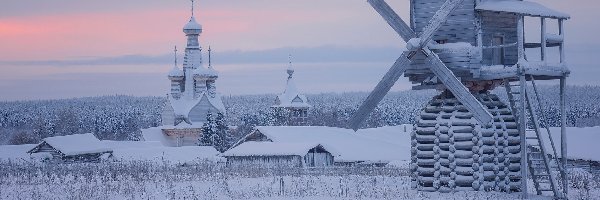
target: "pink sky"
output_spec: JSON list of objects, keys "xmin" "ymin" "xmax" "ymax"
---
[{"xmin": 0, "ymin": 0, "xmax": 596, "ymax": 100}]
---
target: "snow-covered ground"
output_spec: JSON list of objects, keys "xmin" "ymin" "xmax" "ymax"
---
[
  {"xmin": 1, "ymin": 126, "xmax": 600, "ymax": 199},
  {"xmin": 0, "ymin": 161, "xmax": 597, "ymax": 200}
]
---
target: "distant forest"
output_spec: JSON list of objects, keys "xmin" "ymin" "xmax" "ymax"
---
[{"xmin": 1, "ymin": 85, "xmax": 599, "ymax": 145}]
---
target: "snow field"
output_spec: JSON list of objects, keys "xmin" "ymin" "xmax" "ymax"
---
[{"xmin": 1, "ymin": 161, "xmax": 599, "ymax": 199}]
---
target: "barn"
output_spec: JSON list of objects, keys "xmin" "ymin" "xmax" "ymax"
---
[
  {"xmin": 222, "ymin": 142, "xmax": 335, "ymax": 168},
  {"xmin": 230, "ymin": 126, "xmax": 410, "ymax": 166},
  {"xmin": 27, "ymin": 133, "xmax": 112, "ymax": 162}
]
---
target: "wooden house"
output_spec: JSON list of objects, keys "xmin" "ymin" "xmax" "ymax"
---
[
  {"xmin": 230, "ymin": 126, "xmax": 410, "ymax": 166},
  {"xmin": 222, "ymin": 142, "xmax": 334, "ymax": 168},
  {"xmin": 27, "ymin": 133, "xmax": 112, "ymax": 162}
]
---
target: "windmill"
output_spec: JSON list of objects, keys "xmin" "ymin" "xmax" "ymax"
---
[{"xmin": 349, "ymin": 0, "xmax": 570, "ymax": 198}]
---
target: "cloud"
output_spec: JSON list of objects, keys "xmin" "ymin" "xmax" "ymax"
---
[{"xmin": 0, "ymin": 45, "xmax": 405, "ymax": 67}]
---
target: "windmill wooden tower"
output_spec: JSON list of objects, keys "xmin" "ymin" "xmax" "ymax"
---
[{"xmin": 349, "ymin": 0, "xmax": 570, "ymax": 198}]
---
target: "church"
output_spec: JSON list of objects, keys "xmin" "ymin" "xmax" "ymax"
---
[
  {"xmin": 161, "ymin": 10, "xmax": 225, "ymax": 126},
  {"xmin": 143, "ymin": 2, "xmax": 225, "ymax": 147},
  {"xmin": 271, "ymin": 56, "xmax": 311, "ymax": 126}
]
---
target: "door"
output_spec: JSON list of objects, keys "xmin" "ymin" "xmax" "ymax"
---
[{"xmin": 492, "ymin": 36, "xmax": 505, "ymax": 65}]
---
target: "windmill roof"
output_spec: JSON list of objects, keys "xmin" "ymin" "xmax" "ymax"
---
[{"xmin": 476, "ymin": 0, "xmax": 570, "ymax": 19}]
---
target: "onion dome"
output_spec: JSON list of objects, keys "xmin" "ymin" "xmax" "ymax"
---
[
  {"xmin": 183, "ymin": 16, "xmax": 202, "ymax": 34},
  {"xmin": 194, "ymin": 67, "xmax": 218, "ymax": 79},
  {"xmin": 168, "ymin": 66, "xmax": 184, "ymax": 79}
]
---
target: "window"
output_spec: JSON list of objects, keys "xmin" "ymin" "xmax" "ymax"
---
[{"xmin": 435, "ymin": 39, "xmax": 448, "ymax": 44}]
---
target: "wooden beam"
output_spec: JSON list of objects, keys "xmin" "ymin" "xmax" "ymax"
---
[
  {"xmin": 560, "ymin": 76, "xmax": 568, "ymax": 196},
  {"xmin": 349, "ymin": 52, "xmax": 413, "ymax": 131},
  {"xmin": 519, "ymin": 71, "xmax": 528, "ymax": 199},
  {"xmin": 425, "ymin": 52, "xmax": 493, "ymax": 124},
  {"xmin": 524, "ymin": 43, "xmax": 561, "ymax": 48},
  {"xmin": 517, "ymin": 15, "xmax": 525, "ymax": 62},
  {"xmin": 367, "ymin": 0, "xmax": 416, "ymax": 42},
  {"xmin": 559, "ymin": 19, "xmax": 565, "ymax": 63},
  {"xmin": 541, "ymin": 17, "xmax": 547, "ymax": 62}
]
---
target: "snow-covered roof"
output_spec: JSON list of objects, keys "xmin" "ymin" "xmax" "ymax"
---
[
  {"xmin": 0, "ymin": 144, "xmax": 36, "ymax": 162},
  {"xmin": 168, "ymin": 66, "xmax": 184, "ymax": 77},
  {"xmin": 272, "ymin": 74, "xmax": 311, "ymax": 109},
  {"xmin": 183, "ymin": 16, "xmax": 202, "ymax": 30},
  {"xmin": 222, "ymin": 142, "xmax": 333, "ymax": 157},
  {"xmin": 207, "ymin": 93, "xmax": 226, "ymax": 114},
  {"xmin": 141, "ymin": 127, "xmax": 169, "ymax": 145},
  {"xmin": 194, "ymin": 66, "xmax": 218, "ymax": 77},
  {"xmin": 161, "ymin": 122, "xmax": 204, "ymax": 130},
  {"xmin": 236, "ymin": 126, "xmax": 411, "ymax": 163},
  {"xmin": 476, "ymin": 0, "xmax": 570, "ymax": 19},
  {"xmin": 167, "ymin": 93, "xmax": 226, "ymax": 122},
  {"xmin": 101, "ymin": 140, "xmax": 162, "ymax": 150},
  {"xmin": 33, "ymin": 133, "xmax": 112, "ymax": 156},
  {"xmin": 111, "ymin": 146, "xmax": 223, "ymax": 164},
  {"xmin": 168, "ymin": 96, "xmax": 200, "ymax": 117}
]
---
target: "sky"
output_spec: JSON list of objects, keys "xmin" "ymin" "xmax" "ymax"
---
[{"xmin": 0, "ymin": 0, "xmax": 598, "ymax": 101}]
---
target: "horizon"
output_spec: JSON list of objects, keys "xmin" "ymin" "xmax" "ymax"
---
[{"xmin": 1, "ymin": 0, "xmax": 598, "ymax": 101}]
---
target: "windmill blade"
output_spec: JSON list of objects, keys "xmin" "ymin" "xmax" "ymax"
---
[
  {"xmin": 367, "ymin": 0, "xmax": 416, "ymax": 42},
  {"xmin": 349, "ymin": 52, "xmax": 412, "ymax": 131},
  {"xmin": 418, "ymin": 0, "xmax": 465, "ymax": 47},
  {"xmin": 424, "ymin": 51, "xmax": 493, "ymax": 124}
]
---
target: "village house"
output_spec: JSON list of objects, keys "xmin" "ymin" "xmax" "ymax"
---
[
  {"xmin": 222, "ymin": 141, "xmax": 335, "ymax": 168},
  {"xmin": 27, "ymin": 133, "xmax": 112, "ymax": 162},
  {"xmin": 228, "ymin": 126, "xmax": 410, "ymax": 166}
]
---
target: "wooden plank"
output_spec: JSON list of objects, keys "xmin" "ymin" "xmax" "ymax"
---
[
  {"xmin": 425, "ymin": 51, "xmax": 493, "ymax": 124},
  {"xmin": 418, "ymin": 0, "xmax": 466, "ymax": 47},
  {"xmin": 368, "ymin": 0, "xmax": 415, "ymax": 42},
  {"xmin": 517, "ymin": 16, "xmax": 525, "ymax": 61},
  {"xmin": 349, "ymin": 52, "xmax": 413, "ymax": 131},
  {"xmin": 519, "ymin": 72, "xmax": 528, "ymax": 198},
  {"xmin": 541, "ymin": 18, "xmax": 547, "ymax": 61},
  {"xmin": 560, "ymin": 77, "xmax": 568, "ymax": 196},
  {"xmin": 559, "ymin": 19, "xmax": 565, "ymax": 63}
]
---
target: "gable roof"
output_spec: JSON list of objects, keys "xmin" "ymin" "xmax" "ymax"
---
[
  {"xmin": 272, "ymin": 71, "xmax": 311, "ymax": 109},
  {"xmin": 167, "ymin": 93, "xmax": 227, "ymax": 125},
  {"xmin": 235, "ymin": 126, "xmax": 410, "ymax": 163},
  {"xmin": 29, "ymin": 133, "xmax": 111, "ymax": 156},
  {"xmin": 476, "ymin": 0, "xmax": 570, "ymax": 19},
  {"xmin": 222, "ymin": 141, "xmax": 333, "ymax": 157}
]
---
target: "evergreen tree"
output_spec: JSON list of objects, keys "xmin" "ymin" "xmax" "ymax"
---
[
  {"xmin": 214, "ymin": 112, "xmax": 230, "ymax": 152},
  {"xmin": 199, "ymin": 112, "xmax": 216, "ymax": 146},
  {"xmin": 199, "ymin": 112, "xmax": 231, "ymax": 152}
]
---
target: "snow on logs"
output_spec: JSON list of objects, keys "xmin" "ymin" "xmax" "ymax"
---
[{"xmin": 411, "ymin": 92, "xmax": 522, "ymax": 192}]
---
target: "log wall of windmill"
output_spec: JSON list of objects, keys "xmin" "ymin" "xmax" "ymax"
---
[
  {"xmin": 411, "ymin": 0, "xmax": 477, "ymax": 44},
  {"xmin": 480, "ymin": 11, "xmax": 519, "ymax": 66},
  {"xmin": 408, "ymin": 0, "xmax": 479, "ymax": 84},
  {"xmin": 410, "ymin": 92, "xmax": 522, "ymax": 192}
]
